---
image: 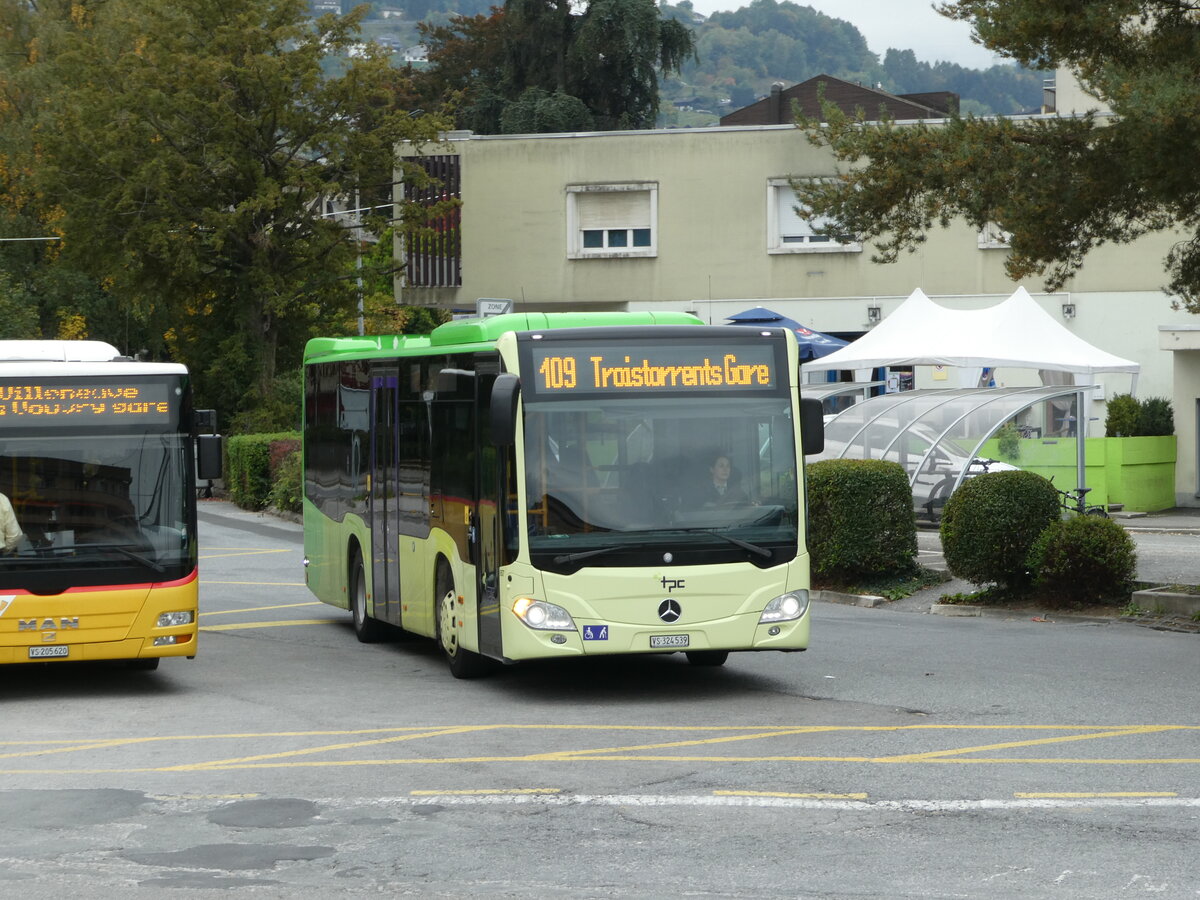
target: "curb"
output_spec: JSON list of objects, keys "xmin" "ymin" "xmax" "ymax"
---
[
  {"xmin": 930, "ymin": 602, "xmax": 981, "ymax": 617},
  {"xmin": 814, "ymin": 589, "xmax": 887, "ymax": 609}
]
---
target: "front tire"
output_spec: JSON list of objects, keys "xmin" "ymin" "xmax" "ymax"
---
[
  {"xmin": 350, "ymin": 550, "xmax": 386, "ymax": 643},
  {"xmin": 435, "ymin": 563, "xmax": 491, "ymax": 679}
]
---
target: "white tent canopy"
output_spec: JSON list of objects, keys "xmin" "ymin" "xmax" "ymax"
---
[{"xmin": 804, "ymin": 287, "xmax": 1140, "ymax": 382}]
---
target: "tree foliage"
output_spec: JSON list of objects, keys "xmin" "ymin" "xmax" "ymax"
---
[
  {"xmin": 1, "ymin": 0, "xmax": 448, "ymax": 423},
  {"xmin": 794, "ymin": 0, "xmax": 1200, "ymax": 311},
  {"xmin": 416, "ymin": 0, "xmax": 695, "ymax": 132}
]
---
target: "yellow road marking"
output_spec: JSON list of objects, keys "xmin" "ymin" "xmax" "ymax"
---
[
  {"xmin": 411, "ymin": 789, "xmax": 563, "ymax": 795},
  {"xmin": 163, "ymin": 726, "xmax": 497, "ymax": 772},
  {"xmin": 873, "ymin": 726, "xmax": 1185, "ymax": 763},
  {"xmin": 2, "ymin": 725, "xmax": 1198, "ymax": 773},
  {"xmin": 200, "ymin": 618, "xmax": 345, "ymax": 631},
  {"xmin": 526, "ymin": 727, "xmax": 848, "ymax": 760},
  {"xmin": 199, "ymin": 549, "xmax": 292, "ymax": 560},
  {"xmin": 200, "ymin": 602, "xmax": 323, "ymax": 616},
  {"xmin": 1014, "ymin": 792, "xmax": 1179, "ymax": 798},
  {"xmin": 715, "ymin": 790, "xmax": 868, "ymax": 799},
  {"xmin": 203, "ymin": 581, "xmax": 307, "ymax": 587}
]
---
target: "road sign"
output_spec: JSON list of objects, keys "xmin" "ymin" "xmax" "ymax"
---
[{"xmin": 477, "ymin": 298, "xmax": 514, "ymax": 317}]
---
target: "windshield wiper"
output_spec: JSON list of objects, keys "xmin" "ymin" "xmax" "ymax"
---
[
  {"xmin": 677, "ymin": 529, "xmax": 774, "ymax": 560},
  {"xmin": 552, "ymin": 545, "xmax": 624, "ymax": 565},
  {"xmin": 80, "ymin": 543, "xmax": 166, "ymax": 574}
]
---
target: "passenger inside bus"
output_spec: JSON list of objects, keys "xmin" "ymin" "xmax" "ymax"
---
[{"xmin": 0, "ymin": 490, "xmax": 24, "ymax": 555}]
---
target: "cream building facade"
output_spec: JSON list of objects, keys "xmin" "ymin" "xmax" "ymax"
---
[{"xmin": 396, "ymin": 115, "xmax": 1200, "ymax": 506}]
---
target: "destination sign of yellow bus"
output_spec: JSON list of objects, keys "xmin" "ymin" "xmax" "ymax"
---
[
  {"xmin": 537, "ymin": 352, "xmax": 775, "ymax": 392},
  {"xmin": 0, "ymin": 383, "xmax": 170, "ymax": 419}
]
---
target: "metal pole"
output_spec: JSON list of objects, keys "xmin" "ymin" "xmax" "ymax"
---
[
  {"xmin": 1076, "ymin": 387, "xmax": 1087, "ymax": 491},
  {"xmin": 355, "ymin": 187, "xmax": 364, "ymax": 337}
]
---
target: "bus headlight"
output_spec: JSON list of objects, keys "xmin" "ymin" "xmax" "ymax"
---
[
  {"xmin": 512, "ymin": 597, "xmax": 575, "ymax": 631},
  {"xmin": 759, "ymin": 591, "xmax": 808, "ymax": 623},
  {"xmin": 156, "ymin": 611, "xmax": 195, "ymax": 628}
]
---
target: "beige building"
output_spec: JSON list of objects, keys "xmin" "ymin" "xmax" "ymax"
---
[{"xmin": 395, "ymin": 97, "xmax": 1200, "ymax": 506}]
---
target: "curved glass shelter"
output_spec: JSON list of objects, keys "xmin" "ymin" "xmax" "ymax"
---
[
  {"xmin": 801, "ymin": 380, "xmax": 885, "ymax": 417},
  {"xmin": 809, "ymin": 385, "xmax": 1091, "ymax": 520}
]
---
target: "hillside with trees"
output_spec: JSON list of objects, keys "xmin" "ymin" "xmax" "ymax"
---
[
  {"xmin": 660, "ymin": 0, "xmax": 1043, "ymax": 122},
  {"xmin": 343, "ymin": 0, "xmax": 1045, "ymax": 125}
]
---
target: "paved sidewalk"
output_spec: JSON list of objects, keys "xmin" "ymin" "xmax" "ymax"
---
[{"xmin": 1114, "ymin": 506, "xmax": 1200, "ymax": 533}]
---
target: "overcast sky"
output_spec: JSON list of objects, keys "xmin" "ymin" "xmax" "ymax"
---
[{"xmin": 687, "ymin": 0, "xmax": 1004, "ymax": 70}]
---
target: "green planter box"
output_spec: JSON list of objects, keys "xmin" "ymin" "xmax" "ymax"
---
[{"xmin": 981, "ymin": 435, "xmax": 1176, "ymax": 512}]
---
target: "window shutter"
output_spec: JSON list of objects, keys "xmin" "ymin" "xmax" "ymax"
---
[
  {"xmin": 776, "ymin": 188, "xmax": 820, "ymax": 237},
  {"xmin": 578, "ymin": 191, "xmax": 651, "ymax": 229}
]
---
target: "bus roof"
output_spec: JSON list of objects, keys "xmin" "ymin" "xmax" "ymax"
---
[
  {"xmin": 0, "ymin": 341, "xmax": 187, "ymax": 377},
  {"xmin": 303, "ymin": 310, "xmax": 705, "ymax": 364},
  {"xmin": 0, "ymin": 340, "xmax": 124, "ymax": 362}
]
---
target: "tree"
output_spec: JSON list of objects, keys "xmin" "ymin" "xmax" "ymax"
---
[
  {"xmin": 417, "ymin": 0, "xmax": 695, "ymax": 133},
  {"xmin": 794, "ymin": 0, "xmax": 1200, "ymax": 312},
  {"xmin": 2, "ymin": 0, "xmax": 449, "ymax": 422}
]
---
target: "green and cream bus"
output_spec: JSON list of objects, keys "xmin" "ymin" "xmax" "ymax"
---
[{"xmin": 302, "ymin": 312, "xmax": 824, "ymax": 677}]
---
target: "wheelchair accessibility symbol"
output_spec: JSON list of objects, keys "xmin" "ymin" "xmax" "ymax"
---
[{"xmin": 582, "ymin": 625, "xmax": 609, "ymax": 641}]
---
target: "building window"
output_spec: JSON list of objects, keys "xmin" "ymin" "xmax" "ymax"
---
[
  {"xmin": 767, "ymin": 179, "xmax": 861, "ymax": 254},
  {"xmin": 567, "ymin": 183, "xmax": 657, "ymax": 259},
  {"xmin": 977, "ymin": 222, "xmax": 1012, "ymax": 249}
]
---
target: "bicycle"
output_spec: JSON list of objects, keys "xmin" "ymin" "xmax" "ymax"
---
[{"xmin": 1050, "ymin": 479, "xmax": 1109, "ymax": 517}]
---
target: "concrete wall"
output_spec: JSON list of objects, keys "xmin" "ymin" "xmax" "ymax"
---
[{"xmin": 1161, "ymin": 327, "xmax": 1200, "ymax": 506}]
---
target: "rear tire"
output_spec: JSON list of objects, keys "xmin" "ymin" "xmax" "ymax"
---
[
  {"xmin": 685, "ymin": 650, "xmax": 729, "ymax": 667},
  {"xmin": 1086, "ymin": 506, "xmax": 1110, "ymax": 518},
  {"xmin": 435, "ymin": 563, "xmax": 491, "ymax": 679},
  {"xmin": 350, "ymin": 550, "xmax": 387, "ymax": 643}
]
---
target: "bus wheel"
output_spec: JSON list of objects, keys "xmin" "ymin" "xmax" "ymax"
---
[
  {"xmin": 351, "ymin": 550, "xmax": 386, "ymax": 643},
  {"xmin": 435, "ymin": 564, "xmax": 490, "ymax": 679},
  {"xmin": 685, "ymin": 650, "xmax": 729, "ymax": 667}
]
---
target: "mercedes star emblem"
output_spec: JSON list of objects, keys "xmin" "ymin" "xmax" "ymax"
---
[{"xmin": 657, "ymin": 598, "xmax": 681, "ymax": 623}]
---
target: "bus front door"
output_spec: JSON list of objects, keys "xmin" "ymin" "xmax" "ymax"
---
[
  {"xmin": 475, "ymin": 372, "xmax": 504, "ymax": 659},
  {"xmin": 369, "ymin": 371, "xmax": 401, "ymax": 625}
]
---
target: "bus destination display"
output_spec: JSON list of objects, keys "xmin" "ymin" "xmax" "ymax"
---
[
  {"xmin": 0, "ymin": 381, "xmax": 173, "ymax": 426},
  {"xmin": 527, "ymin": 341, "xmax": 781, "ymax": 396}
]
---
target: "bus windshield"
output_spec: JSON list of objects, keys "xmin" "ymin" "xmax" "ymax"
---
[
  {"xmin": 522, "ymin": 395, "xmax": 799, "ymax": 572},
  {"xmin": 0, "ymin": 432, "xmax": 195, "ymax": 590}
]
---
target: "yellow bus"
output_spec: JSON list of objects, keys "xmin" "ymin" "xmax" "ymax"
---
[
  {"xmin": 0, "ymin": 341, "xmax": 221, "ymax": 668},
  {"xmin": 302, "ymin": 312, "xmax": 824, "ymax": 678}
]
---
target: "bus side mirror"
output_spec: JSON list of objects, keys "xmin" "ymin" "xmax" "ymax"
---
[
  {"xmin": 194, "ymin": 408, "xmax": 218, "ymax": 434},
  {"xmin": 490, "ymin": 373, "xmax": 521, "ymax": 447},
  {"xmin": 196, "ymin": 434, "xmax": 223, "ymax": 480},
  {"xmin": 800, "ymin": 397, "xmax": 824, "ymax": 456}
]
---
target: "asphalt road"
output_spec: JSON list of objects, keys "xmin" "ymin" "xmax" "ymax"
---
[{"xmin": 1, "ymin": 501, "xmax": 1197, "ymax": 899}]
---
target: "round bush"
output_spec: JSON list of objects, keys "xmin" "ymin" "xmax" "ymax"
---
[
  {"xmin": 1105, "ymin": 393, "xmax": 1140, "ymax": 437},
  {"xmin": 1029, "ymin": 516, "xmax": 1137, "ymax": 607},
  {"xmin": 807, "ymin": 458, "xmax": 916, "ymax": 580},
  {"xmin": 940, "ymin": 470, "xmax": 1060, "ymax": 589}
]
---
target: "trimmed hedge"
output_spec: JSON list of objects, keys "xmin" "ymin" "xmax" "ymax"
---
[
  {"xmin": 227, "ymin": 432, "xmax": 301, "ymax": 510},
  {"xmin": 1029, "ymin": 516, "xmax": 1138, "ymax": 607},
  {"xmin": 940, "ymin": 470, "xmax": 1060, "ymax": 589},
  {"xmin": 807, "ymin": 458, "xmax": 917, "ymax": 580},
  {"xmin": 1106, "ymin": 393, "xmax": 1175, "ymax": 437}
]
